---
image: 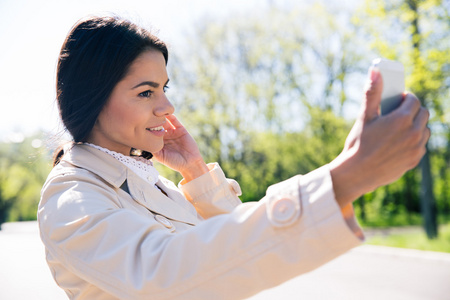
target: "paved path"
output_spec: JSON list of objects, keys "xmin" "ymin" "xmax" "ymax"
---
[
  {"xmin": 1, "ymin": 221, "xmax": 449, "ymax": 300},
  {"xmin": 248, "ymin": 244, "xmax": 450, "ymax": 300},
  {"xmin": 0, "ymin": 221, "xmax": 67, "ymax": 299}
]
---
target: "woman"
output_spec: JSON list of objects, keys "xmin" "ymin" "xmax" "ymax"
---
[{"xmin": 38, "ymin": 15, "xmax": 430, "ymax": 299}]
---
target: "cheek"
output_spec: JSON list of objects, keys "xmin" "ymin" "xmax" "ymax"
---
[
  {"xmin": 100, "ymin": 102, "xmax": 139, "ymax": 134},
  {"xmin": 103, "ymin": 103, "xmax": 147, "ymax": 134}
]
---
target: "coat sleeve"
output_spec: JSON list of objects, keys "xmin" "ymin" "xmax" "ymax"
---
[
  {"xmin": 38, "ymin": 165, "xmax": 364, "ymax": 300},
  {"xmin": 178, "ymin": 163, "xmax": 243, "ymax": 218}
]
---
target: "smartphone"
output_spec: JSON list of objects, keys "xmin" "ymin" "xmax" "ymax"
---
[{"xmin": 372, "ymin": 58, "xmax": 405, "ymax": 115}]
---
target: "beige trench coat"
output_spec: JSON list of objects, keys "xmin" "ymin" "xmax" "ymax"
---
[{"xmin": 38, "ymin": 144, "xmax": 363, "ymax": 300}]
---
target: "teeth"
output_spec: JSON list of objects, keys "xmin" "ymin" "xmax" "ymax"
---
[{"xmin": 147, "ymin": 126, "xmax": 164, "ymax": 131}]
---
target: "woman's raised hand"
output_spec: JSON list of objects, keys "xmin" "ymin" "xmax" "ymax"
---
[
  {"xmin": 153, "ymin": 115, "xmax": 209, "ymax": 182},
  {"xmin": 329, "ymin": 67, "xmax": 430, "ymax": 208}
]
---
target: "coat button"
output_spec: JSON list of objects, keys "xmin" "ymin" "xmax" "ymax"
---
[
  {"xmin": 272, "ymin": 198, "xmax": 296, "ymax": 224},
  {"xmin": 267, "ymin": 195, "xmax": 300, "ymax": 228},
  {"xmin": 154, "ymin": 215, "xmax": 175, "ymax": 232}
]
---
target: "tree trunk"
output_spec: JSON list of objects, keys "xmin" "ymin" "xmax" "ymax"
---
[
  {"xmin": 420, "ymin": 148, "xmax": 438, "ymax": 238},
  {"xmin": 406, "ymin": 0, "xmax": 439, "ymax": 239}
]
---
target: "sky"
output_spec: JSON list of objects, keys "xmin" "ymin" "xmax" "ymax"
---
[{"xmin": 0, "ymin": 0, "xmax": 266, "ymax": 142}]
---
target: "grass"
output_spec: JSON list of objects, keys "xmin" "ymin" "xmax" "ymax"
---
[
  {"xmin": 365, "ymin": 223, "xmax": 450, "ymax": 253},
  {"xmin": 358, "ymin": 213, "xmax": 423, "ymax": 228}
]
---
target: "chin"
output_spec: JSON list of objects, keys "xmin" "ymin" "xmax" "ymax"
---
[{"xmin": 142, "ymin": 144, "xmax": 163, "ymax": 155}]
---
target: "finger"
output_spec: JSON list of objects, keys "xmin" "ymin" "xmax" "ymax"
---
[
  {"xmin": 415, "ymin": 126, "xmax": 431, "ymax": 165},
  {"xmin": 413, "ymin": 106, "xmax": 430, "ymax": 131},
  {"xmin": 424, "ymin": 126, "xmax": 431, "ymax": 146},
  {"xmin": 397, "ymin": 92, "xmax": 421, "ymax": 120},
  {"xmin": 362, "ymin": 67, "xmax": 383, "ymax": 123},
  {"xmin": 163, "ymin": 115, "xmax": 177, "ymax": 130},
  {"xmin": 422, "ymin": 126, "xmax": 431, "ymax": 145},
  {"xmin": 165, "ymin": 114, "xmax": 185, "ymax": 128}
]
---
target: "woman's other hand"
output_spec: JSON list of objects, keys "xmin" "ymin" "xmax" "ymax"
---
[
  {"xmin": 329, "ymin": 67, "xmax": 430, "ymax": 208},
  {"xmin": 153, "ymin": 115, "xmax": 209, "ymax": 182}
]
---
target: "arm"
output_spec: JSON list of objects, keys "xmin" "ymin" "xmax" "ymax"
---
[{"xmin": 39, "ymin": 166, "xmax": 361, "ymax": 300}]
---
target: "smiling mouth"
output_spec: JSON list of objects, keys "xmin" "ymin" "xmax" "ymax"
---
[{"xmin": 146, "ymin": 126, "xmax": 165, "ymax": 132}]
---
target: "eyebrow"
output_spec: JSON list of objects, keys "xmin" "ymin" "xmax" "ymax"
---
[{"xmin": 132, "ymin": 79, "xmax": 170, "ymax": 89}]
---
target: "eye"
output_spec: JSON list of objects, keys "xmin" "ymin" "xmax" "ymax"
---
[
  {"xmin": 139, "ymin": 90, "xmax": 153, "ymax": 98},
  {"xmin": 163, "ymin": 85, "xmax": 169, "ymax": 93}
]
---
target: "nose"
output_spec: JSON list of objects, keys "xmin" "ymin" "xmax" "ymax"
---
[{"xmin": 154, "ymin": 94, "xmax": 175, "ymax": 117}]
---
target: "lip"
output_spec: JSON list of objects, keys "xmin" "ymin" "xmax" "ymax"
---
[{"xmin": 146, "ymin": 123, "xmax": 166, "ymax": 137}]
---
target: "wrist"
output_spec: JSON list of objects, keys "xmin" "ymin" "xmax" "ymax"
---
[
  {"xmin": 328, "ymin": 151, "xmax": 370, "ymax": 208},
  {"xmin": 180, "ymin": 160, "xmax": 209, "ymax": 183}
]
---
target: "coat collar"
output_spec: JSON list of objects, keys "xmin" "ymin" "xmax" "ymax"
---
[
  {"xmin": 62, "ymin": 143, "xmax": 128, "ymax": 188},
  {"xmin": 62, "ymin": 144, "xmax": 200, "ymax": 225}
]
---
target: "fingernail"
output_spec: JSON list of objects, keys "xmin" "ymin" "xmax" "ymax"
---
[{"xmin": 370, "ymin": 67, "xmax": 380, "ymax": 82}]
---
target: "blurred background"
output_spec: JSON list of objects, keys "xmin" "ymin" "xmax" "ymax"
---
[{"xmin": 0, "ymin": 0, "xmax": 449, "ymax": 252}]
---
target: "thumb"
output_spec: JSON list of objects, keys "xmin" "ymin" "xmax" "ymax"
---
[{"xmin": 362, "ymin": 67, "xmax": 383, "ymax": 122}]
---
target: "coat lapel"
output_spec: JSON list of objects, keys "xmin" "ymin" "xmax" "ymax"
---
[
  {"xmin": 157, "ymin": 177, "xmax": 198, "ymax": 216},
  {"xmin": 127, "ymin": 173, "xmax": 200, "ymax": 226},
  {"xmin": 64, "ymin": 144, "xmax": 200, "ymax": 226}
]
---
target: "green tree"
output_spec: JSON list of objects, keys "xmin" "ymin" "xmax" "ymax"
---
[{"xmin": 0, "ymin": 132, "xmax": 52, "ymax": 226}]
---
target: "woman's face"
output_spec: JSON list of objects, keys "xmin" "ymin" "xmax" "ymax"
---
[{"xmin": 88, "ymin": 49, "xmax": 174, "ymax": 155}]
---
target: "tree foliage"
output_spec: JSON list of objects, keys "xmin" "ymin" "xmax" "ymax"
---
[
  {"xmin": 159, "ymin": 3, "xmax": 359, "ymax": 202},
  {"xmin": 0, "ymin": 133, "xmax": 51, "ymax": 225}
]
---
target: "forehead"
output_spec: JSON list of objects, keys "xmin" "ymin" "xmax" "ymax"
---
[{"xmin": 125, "ymin": 49, "xmax": 167, "ymax": 79}]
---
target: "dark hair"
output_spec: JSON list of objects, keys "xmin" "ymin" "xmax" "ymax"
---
[{"xmin": 53, "ymin": 15, "xmax": 168, "ymax": 166}]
